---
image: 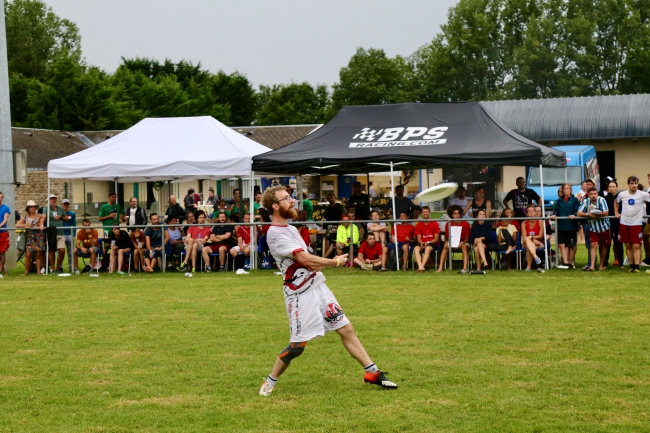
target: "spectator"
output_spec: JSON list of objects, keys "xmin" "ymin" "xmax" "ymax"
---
[
  {"xmin": 346, "ymin": 205, "xmax": 364, "ymax": 235},
  {"xmin": 436, "ymin": 205, "xmax": 470, "ymax": 273},
  {"xmin": 295, "ymin": 210, "xmax": 313, "ymax": 252},
  {"xmin": 494, "ymin": 211, "xmax": 518, "ymax": 269},
  {"xmin": 369, "ymin": 181, "xmax": 377, "ymax": 198},
  {"xmin": 490, "ymin": 210, "xmax": 500, "ymax": 231},
  {"xmin": 603, "ymin": 180, "xmax": 622, "ymax": 267},
  {"xmin": 614, "ymin": 176, "xmax": 650, "ymax": 272},
  {"xmin": 503, "ymin": 177, "xmax": 540, "ymax": 218},
  {"xmin": 258, "ymin": 208, "xmax": 272, "ymax": 237},
  {"xmin": 577, "ymin": 179, "xmax": 595, "ymax": 270},
  {"xmin": 230, "ymin": 213, "xmax": 252, "ymax": 264},
  {"xmin": 166, "ymin": 195, "xmax": 186, "ymax": 224},
  {"xmin": 521, "ymin": 205, "xmax": 544, "ymax": 272},
  {"xmin": 535, "ymin": 205, "xmax": 552, "ymax": 243},
  {"xmin": 253, "ymin": 191, "xmax": 263, "ymax": 220},
  {"xmin": 335, "ymin": 215, "xmax": 359, "ymax": 257},
  {"xmin": 449, "ymin": 186, "xmax": 471, "ymax": 218},
  {"xmin": 0, "ymin": 192, "xmax": 10, "ymax": 276},
  {"xmin": 183, "ymin": 211, "xmax": 196, "ymax": 234},
  {"xmin": 108, "ymin": 227, "xmax": 133, "ymax": 275},
  {"xmin": 354, "ymin": 232, "xmax": 387, "ymax": 271},
  {"xmin": 206, "ymin": 187, "xmax": 217, "ymax": 205},
  {"xmin": 348, "ymin": 181, "xmax": 370, "ymax": 221},
  {"xmin": 144, "ymin": 213, "xmax": 163, "ymax": 273},
  {"xmin": 302, "ymin": 191, "xmax": 313, "ymax": 221},
  {"xmin": 644, "ymin": 174, "xmax": 650, "ymax": 267},
  {"xmin": 384, "ymin": 185, "xmax": 414, "ymax": 219},
  {"xmin": 73, "ymin": 218, "xmax": 100, "ymax": 274},
  {"xmin": 203, "ymin": 211, "xmax": 232, "ymax": 272},
  {"xmin": 130, "ymin": 226, "xmax": 148, "ymax": 271},
  {"xmin": 229, "ymin": 188, "xmax": 248, "ymax": 219},
  {"xmin": 411, "ymin": 205, "xmax": 422, "ymax": 220},
  {"xmin": 413, "ymin": 206, "xmax": 440, "ymax": 272},
  {"xmin": 469, "ymin": 209, "xmax": 493, "ymax": 271},
  {"xmin": 123, "ymin": 197, "xmax": 147, "ymax": 229},
  {"xmin": 388, "ymin": 211, "xmax": 415, "ymax": 271},
  {"xmin": 463, "ymin": 185, "xmax": 491, "ymax": 219},
  {"xmin": 323, "ymin": 194, "xmax": 346, "ymax": 255},
  {"xmin": 178, "ymin": 210, "xmax": 212, "ymax": 273},
  {"xmin": 98, "ymin": 192, "xmax": 125, "ymax": 236},
  {"xmin": 367, "ymin": 210, "xmax": 388, "ymax": 246},
  {"xmin": 16, "ymin": 200, "xmax": 45, "ymax": 275},
  {"xmin": 44, "ymin": 194, "xmax": 69, "ymax": 274},
  {"xmin": 183, "ymin": 188, "xmax": 197, "ymax": 214},
  {"xmin": 551, "ymin": 183, "xmax": 580, "ymax": 269},
  {"xmin": 503, "ymin": 207, "xmax": 520, "ymax": 231},
  {"xmin": 61, "ymin": 198, "xmax": 76, "ymax": 272},
  {"xmin": 211, "ymin": 199, "xmax": 230, "ymax": 221},
  {"xmin": 578, "ymin": 187, "xmax": 610, "ymax": 271}
]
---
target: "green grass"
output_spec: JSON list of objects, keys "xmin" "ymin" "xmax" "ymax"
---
[{"xmin": 1, "ymin": 262, "xmax": 650, "ymax": 432}]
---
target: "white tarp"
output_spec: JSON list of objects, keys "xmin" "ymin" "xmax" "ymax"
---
[{"xmin": 47, "ymin": 116, "xmax": 271, "ymax": 181}]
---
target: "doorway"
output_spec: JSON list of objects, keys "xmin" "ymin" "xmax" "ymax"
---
[{"xmin": 596, "ymin": 151, "xmax": 615, "ymax": 191}]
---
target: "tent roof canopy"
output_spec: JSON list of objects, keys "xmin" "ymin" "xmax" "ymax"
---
[
  {"xmin": 48, "ymin": 116, "xmax": 271, "ymax": 181},
  {"xmin": 252, "ymin": 102, "xmax": 566, "ymax": 175}
]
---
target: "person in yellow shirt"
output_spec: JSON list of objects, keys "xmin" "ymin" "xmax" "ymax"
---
[{"xmin": 336, "ymin": 215, "xmax": 359, "ymax": 256}]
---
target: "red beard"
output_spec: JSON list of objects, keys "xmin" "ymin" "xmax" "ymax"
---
[{"xmin": 279, "ymin": 206, "xmax": 298, "ymax": 220}]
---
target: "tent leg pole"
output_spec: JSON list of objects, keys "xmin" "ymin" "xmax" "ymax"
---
[
  {"xmin": 540, "ymin": 164, "xmax": 549, "ymax": 269},
  {"xmin": 83, "ymin": 181, "xmax": 86, "ymax": 219},
  {"xmin": 238, "ymin": 178, "xmax": 243, "ymax": 221},
  {"xmin": 46, "ymin": 177, "xmax": 50, "ymax": 274},
  {"xmin": 555, "ymin": 222, "xmax": 560, "ymax": 268},
  {"xmin": 250, "ymin": 171, "xmax": 255, "ymax": 270},
  {"xmin": 390, "ymin": 162, "xmax": 399, "ymax": 271}
]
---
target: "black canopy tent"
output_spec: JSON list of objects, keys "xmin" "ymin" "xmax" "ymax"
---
[{"xmin": 252, "ymin": 102, "xmax": 566, "ymax": 270}]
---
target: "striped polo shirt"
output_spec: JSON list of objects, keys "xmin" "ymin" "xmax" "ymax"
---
[{"xmin": 579, "ymin": 196, "xmax": 610, "ymax": 233}]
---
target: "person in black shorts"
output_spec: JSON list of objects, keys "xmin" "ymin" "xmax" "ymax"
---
[{"xmin": 551, "ymin": 183, "xmax": 580, "ymax": 268}]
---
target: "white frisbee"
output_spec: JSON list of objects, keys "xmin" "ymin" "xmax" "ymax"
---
[{"xmin": 414, "ymin": 182, "xmax": 459, "ymax": 202}]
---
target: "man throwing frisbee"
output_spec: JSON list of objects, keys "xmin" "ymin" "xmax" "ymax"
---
[{"xmin": 259, "ymin": 185, "xmax": 397, "ymax": 396}]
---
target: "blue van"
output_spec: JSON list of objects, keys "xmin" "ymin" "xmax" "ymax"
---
[{"xmin": 527, "ymin": 145, "xmax": 600, "ymax": 208}]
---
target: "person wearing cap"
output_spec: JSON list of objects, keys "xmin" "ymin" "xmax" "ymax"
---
[
  {"xmin": 206, "ymin": 187, "xmax": 217, "ymax": 206},
  {"xmin": 98, "ymin": 192, "xmax": 125, "ymax": 236},
  {"xmin": 335, "ymin": 215, "xmax": 359, "ymax": 257},
  {"xmin": 44, "ymin": 194, "xmax": 69, "ymax": 274},
  {"xmin": 0, "ymin": 192, "xmax": 10, "ymax": 276},
  {"xmin": 61, "ymin": 198, "xmax": 77, "ymax": 272},
  {"xmin": 16, "ymin": 200, "xmax": 45, "ymax": 275}
]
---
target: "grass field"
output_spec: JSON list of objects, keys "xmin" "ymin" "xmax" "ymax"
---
[{"xmin": 1, "ymin": 261, "xmax": 650, "ymax": 432}]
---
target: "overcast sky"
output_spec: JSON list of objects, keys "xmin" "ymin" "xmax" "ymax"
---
[{"xmin": 44, "ymin": 0, "xmax": 458, "ymax": 88}]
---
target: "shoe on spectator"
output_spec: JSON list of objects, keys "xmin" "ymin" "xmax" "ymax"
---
[
  {"xmin": 192, "ymin": 268, "xmax": 196, "ymax": 273},
  {"xmin": 360, "ymin": 263, "xmax": 373, "ymax": 271},
  {"xmin": 259, "ymin": 380, "xmax": 275, "ymax": 396},
  {"xmin": 537, "ymin": 268, "xmax": 545, "ymax": 274},
  {"xmin": 205, "ymin": 266, "xmax": 212, "ymax": 272},
  {"xmin": 583, "ymin": 268, "xmax": 593, "ymax": 272},
  {"xmin": 177, "ymin": 263, "xmax": 187, "ymax": 272},
  {"xmin": 534, "ymin": 257, "xmax": 542, "ymax": 266},
  {"xmin": 629, "ymin": 268, "xmax": 641, "ymax": 273},
  {"xmin": 379, "ymin": 268, "xmax": 388, "ymax": 272},
  {"xmin": 640, "ymin": 261, "xmax": 650, "ymax": 267},
  {"xmin": 613, "ymin": 260, "xmax": 619, "ymax": 266},
  {"xmin": 623, "ymin": 256, "xmax": 630, "ymax": 266},
  {"xmin": 582, "ymin": 265, "xmax": 591, "ymax": 270},
  {"xmin": 363, "ymin": 371, "xmax": 398, "ymax": 389},
  {"xmin": 117, "ymin": 271, "xmax": 125, "ymax": 275},
  {"xmin": 74, "ymin": 269, "xmax": 80, "ymax": 275},
  {"xmin": 220, "ymin": 266, "xmax": 225, "ymax": 272}
]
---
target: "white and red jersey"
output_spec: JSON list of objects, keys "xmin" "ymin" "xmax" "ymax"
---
[
  {"xmin": 266, "ymin": 224, "xmax": 325, "ymax": 297},
  {"xmin": 237, "ymin": 225, "xmax": 251, "ymax": 245}
]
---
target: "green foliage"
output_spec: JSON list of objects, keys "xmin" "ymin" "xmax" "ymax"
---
[
  {"xmin": 255, "ymin": 82, "xmax": 329, "ymax": 125},
  {"xmin": 211, "ymin": 71, "xmax": 257, "ymax": 126}
]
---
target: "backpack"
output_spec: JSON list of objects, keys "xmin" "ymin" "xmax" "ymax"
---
[{"xmin": 261, "ymin": 255, "xmax": 274, "ymax": 270}]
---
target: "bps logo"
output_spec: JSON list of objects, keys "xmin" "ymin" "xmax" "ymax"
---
[{"xmin": 349, "ymin": 126, "xmax": 448, "ymax": 148}]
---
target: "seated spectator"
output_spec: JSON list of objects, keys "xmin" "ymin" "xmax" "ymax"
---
[
  {"xmin": 130, "ymin": 226, "xmax": 147, "ymax": 271},
  {"xmin": 493, "ymin": 212, "xmax": 518, "ymax": 269},
  {"xmin": 230, "ymin": 213, "xmax": 252, "ymax": 261},
  {"xmin": 202, "ymin": 211, "xmax": 232, "ymax": 272},
  {"xmin": 521, "ymin": 205, "xmax": 544, "ymax": 271},
  {"xmin": 490, "ymin": 210, "xmax": 500, "ymax": 231},
  {"xmin": 535, "ymin": 205, "xmax": 552, "ymax": 242},
  {"xmin": 469, "ymin": 209, "xmax": 492, "ymax": 271},
  {"xmin": 178, "ymin": 210, "xmax": 212, "ymax": 273},
  {"xmin": 211, "ymin": 200, "xmax": 230, "ymax": 222},
  {"xmin": 354, "ymin": 233, "xmax": 387, "ymax": 271},
  {"xmin": 503, "ymin": 207, "xmax": 520, "ymax": 231},
  {"xmin": 166, "ymin": 195, "xmax": 186, "ymax": 224},
  {"xmin": 144, "ymin": 213, "xmax": 163, "ymax": 273},
  {"xmin": 388, "ymin": 211, "xmax": 415, "ymax": 271},
  {"xmin": 413, "ymin": 206, "xmax": 440, "ymax": 272},
  {"xmin": 463, "ymin": 185, "xmax": 491, "ymax": 218},
  {"xmin": 347, "ymin": 205, "xmax": 364, "ymax": 236},
  {"xmin": 449, "ymin": 186, "xmax": 471, "ymax": 218},
  {"xmin": 253, "ymin": 191, "xmax": 263, "ymax": 217},
  {"xmin": 335, "ymin": 215, "xmax": 360, "ymax": 256},
  {"xmin": 436, "ymin": 205, "xmax": 470, "ymax": 272},
  {"xmin": 108, "ymin": 227, "xmax": 133, "ymax": 275},
  {"xmin": 258, "ymin": 208, "xmax": 272, "ymax": 237},
  {"xmin": 367, "ymin": 210, "xmax": 388, "ymax": 246},
  {"xmin": 73, "ymin": 218, "xmax": 100, "ymax": 274},
  {"xmin": 183, "ymin": 211, "xmax": 196, "ymax": 234},
  {"xmin": 295, "ymin": 210, "xmax": 313, "ymax": 252},
  {"xmin": 163, "ymin": 216, "xmax": 184, "ymax": 262},
  {"xmin": 411, "ymin": 205, "xmax": 422, "ymax": 220}
]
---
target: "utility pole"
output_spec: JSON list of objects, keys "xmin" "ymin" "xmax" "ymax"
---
[{"xmin": 0, "ymin": 1, "xmax": 16, "ymax": 269}]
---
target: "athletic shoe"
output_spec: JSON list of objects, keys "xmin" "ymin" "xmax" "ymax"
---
[
  {"xmin": 613, "ymin": 260, "xmax": 619, "ymax": 266},
  {"xmin": 379, "ymin": 268, "xmax": 388, "ymax": 272},
  {"xmin": 557, "ymin": 264, "xmax": 570, "ymax": 269},
  {"xmin": 192, "ymin": 268, "xmax": 196, "ymax": 273},
  {"xmin": 640, "ymin": 261, "xmax": 650, "ymax": 267},
  {"xmin": 74, "ymin": 269, "xmax": 80, "ymax": 275},
  {"xmin": 205, "ymin": 266, "xmax": 212, "ymax": 272},
  {"xmin": 364, "ymin": 371, "xmax": 398, "ymax": 389},
  {"xmin": 361, "ymin": 263, "xmax": 373, "ymax": 271},
  {"xmin": 583, "ymin": 268, "xmax": 593, "ymax": 272},
  {"xmin": 534, "ymin": 257, "xmax": 542, "ymax": 266},
  {"xmin": 259, "ymin": 380, "xmax": 275, "ymax": 396},
  {"xmin": 117, "ymin": 271, "xmax": 125, "ymax": 275},
  {"xmin": 537, "ymin": 268, "xmax": 546, "ymax": 274},
  {"xmin": 177, "ymin": 263, "xmax": 187, "ymax": 272},
  {"xmin": 628, "ymin": 268, "xmax": 641, "ymax": 273},
  {"xmin": 582, "ymin": 265, "xmax": 591, "ymax": 271}
]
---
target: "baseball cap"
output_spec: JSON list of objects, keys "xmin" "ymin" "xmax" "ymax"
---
[
  {"xmin": 585, "ymin": 178, "xmax": 595, "ymax": 184},
  {"xmin": 209, "ymin": 187, "xmax": 214, "ymax": 191},
  {"xmin": 341, "ymin": 215, "xmax": 350, "ymax": 221},
  {"xmin": 62, "ymin": 198, "xmax": 70, "ymax": 204},
  {"xmin": 49, "ymin": 194, "xmax": 57, "ymax": 199}
]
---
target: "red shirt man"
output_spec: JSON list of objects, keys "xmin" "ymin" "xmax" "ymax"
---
[{"xmin": 415, "ymin": 220, "xmax": 440, "ymax": 245}]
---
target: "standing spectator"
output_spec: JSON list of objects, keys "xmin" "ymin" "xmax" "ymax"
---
[
  {"xmin": 108, "ymin": 227, "xmax": 133, "ymax": 275},
  {"xmin": 253, "ymin": 191, "xmax": 263, "ymax": 218},
  {"xmin": 211, "ymin": 199, "xmax": 230, "ymax": 221},
  {"xmin": 98, "ymin": 192, "xmax": 124, "ymax": 236},
  {"xmin": 16, "ymin": 200, "xmax": 45, "ymax": 275},
  {"xmin": 348, "ymin": 182, "xmax": 370, "ymax": 221},
  {"xmin": 178, "ymin": 211, "xmax": 212, "ymax": 273},
  {"xmin": 206, "ymin": 187, "xmax": 217, "ymax": 205},
  {"xmin": 335, "ymin": 215, "xmax": 360, "ymax": 257},
  {"xmin": 577, "ymin": 179, "xmax": 595, "ymax": 270},
  {"xmin": 230, "ymin": 213, "xmax": 253, "ymax": 266},
  {"xmin": 367, "ymin": 210, "xmax": 388, "ymax": 246},
  {"xmin": 449, "ymin": 186, "xmax": 471, "ymax": 218},
  {"xmin": 0, "ymin": 192, "xmax": 10, "ymax": 276},
  {"xmin": 603, "ymin": 180, "xmax": 622, "ymax": 267},
  {"xmin": 229, "ymin": 188, "xmax": 248, "ymax": 219},
  {"xmin": 411, "ymin": 205, "xmax": 422, "ymax": 220},
  {"xmin": 144, "ymin": 213, "xmax": 163, "ymax": 273},
  {"xmin": 521, "ymin": 205, "xmax": 544, "ymax": 272},
  {"xmin": 643, "ymin": 173, "xmax": 650, "ymax": 266},
  {"xmin": 183, "ymin": 188, "xmax": 197, "ymax": 214},
  {"xmin": 369, "ymin": 181, "xmax": 377, "ymax": 198},
  {"xmin": 615, "ymin": 176, "xmax": 650, "ymax": 272},
  {"xmin": 578, "ymin": 187, "xmax": 610, "ymax": 271},
  {"xmin": 302, "ymin": 191, "xmax": 313, "ymax": 221},
  {"xmin": 503, "ymin": 177, "xmax": 540, "ymax": 218},
  {"xmin": 384, "ymin": 185, "xmax": 414, "ymax": 219},
  {"xmin": 130, "ymin": 227, "xmax": 148, "ymax": 271},
  {"xmin": 469, "ymin": 209, "xmax": 492, "ymax": 271},
  {"xmin": 323, "ymin": 194, "xmax": 346, "ymax": 256},
  {"xmin": 354, "ymin": 233, "xmax": 387, "ymax": 271},
  {"xmin": 551, "ymin": 183, "xmax": 580, "ymax": 268},
  {"xmin": 413, "ymin": 206, "xmax": 440, "ymax": 272},
  {"xmin": 61, "ymin": 198, "xmax": 76, "ymax": 272},
  {"xmin": 203, "ymin": 211, "xmax": 232, "ymax": 272},
  {"xmin": 123, "ymin": 197, "xmax": 147, "ymax": 229},
  {"xmin": 388, "ymin": 211, "xmax": 415, "ymax": 271},
  {"xmin": 73, "ymin": 219, "xmax": 99, "ymax": 274},
  {"xmin": 166, "ymin": 195, "xmax": 186, "ymax": 224},
  {"xmin": 436, "ymin": 205, "xmax": 470, "ymax": 273},
  {"xmin": 44, "ymin": 194, "xmax": 69, "ymax": 274},
  {"xmin": 463, "ymin": 185, "xmax": 491, "ymax": 219}
]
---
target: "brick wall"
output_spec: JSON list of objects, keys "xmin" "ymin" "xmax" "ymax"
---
[{"xmin": 14, "ymin": 171, "xmax": 73, "ymax": 213}]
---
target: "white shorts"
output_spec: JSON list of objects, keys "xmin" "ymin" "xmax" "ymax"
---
[
  {"xmin": 231, "ymin": 244, "xmax": 249, "ymax": 253},
  {"xmin": 285, "ymin": 283, "xmax": 350, "ymax": 343}
]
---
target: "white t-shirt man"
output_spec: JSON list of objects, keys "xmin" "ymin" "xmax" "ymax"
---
[
  {"xmin": 617, "ymin": 190, "xmax": 650, "ymax": 226},
  {"xmin": 266, "ymin": 224, "xmax": 349, "ymax": 342},
  {"xmin": 128, "ymin": 207, "xmax": 137, "ymax": 226}
]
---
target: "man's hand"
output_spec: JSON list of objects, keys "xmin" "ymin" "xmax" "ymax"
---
[
  {"xmin": 82, "ymin": 247, "xmax": 88, "ymax": 254},
  {"xmin": 569, "ymin": 215, "xmax": 575, "ymax": 220},
  {"xmin": 110, "ymin": 212, "xmax": 117, "ymax": 219},
  {"xmin": 615, "ymin": 212, "xmax": 621, "ymax": 219}
]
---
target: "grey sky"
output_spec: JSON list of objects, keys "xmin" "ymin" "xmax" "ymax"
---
[{"xmin": 45, "ymin": 0, "xmax": 458, "ymax": 88}]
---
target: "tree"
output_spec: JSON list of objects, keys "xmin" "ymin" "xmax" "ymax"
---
[
  {"xmin": 255, "ymin": 83, "xmax": 329, "ymax": 125},
  {"xmin": 211, "ymin": 72, "xmax": 257, "ymax": 126}
]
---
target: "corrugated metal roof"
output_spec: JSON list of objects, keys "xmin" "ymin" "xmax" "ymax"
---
[{"xmin": 481, "ymin": 94, "xmax": 650, "ymax": 141}]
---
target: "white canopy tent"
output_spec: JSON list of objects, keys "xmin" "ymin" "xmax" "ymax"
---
[{"xmin": 46, "ymin": 116, "xmax": 271, "ymax": 273}]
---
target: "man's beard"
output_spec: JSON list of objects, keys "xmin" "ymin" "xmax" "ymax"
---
[{"xmin": 278, "ymin": 206, "xmax": 298, "ymax": 220}]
